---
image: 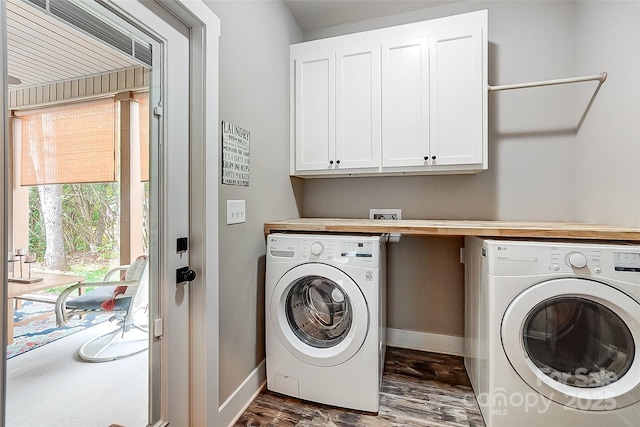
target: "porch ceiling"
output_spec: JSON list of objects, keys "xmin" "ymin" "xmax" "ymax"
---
[{"xmin": 6, "ymin": 0, "xmax": 142, "ymax": 90}]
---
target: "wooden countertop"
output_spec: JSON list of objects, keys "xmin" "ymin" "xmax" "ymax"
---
[{"xmin": 264, "ymin": 218, "xmax": 640, "ymax": 241}]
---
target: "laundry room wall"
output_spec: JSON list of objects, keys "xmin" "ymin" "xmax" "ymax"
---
[
  {"xmin": 574, "ymin": 1, "xmax": 640, "ymax": 228},
  {"xmin": 203, "ymin": 0, "xmax": 303, "ymax": 406},
  {"xmin": 302, "ymin": 1, "xmax": 582, "ymax": 340}
]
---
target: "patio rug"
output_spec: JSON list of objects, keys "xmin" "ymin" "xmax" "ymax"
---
[{"xmin": 7, "ymin": 300, "xmax": 112, "ymax": 359}]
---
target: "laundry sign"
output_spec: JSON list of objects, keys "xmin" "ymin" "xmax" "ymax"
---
[{"xmin": 221, "ymin": 121, "xmax": 250, "ymax": 186}]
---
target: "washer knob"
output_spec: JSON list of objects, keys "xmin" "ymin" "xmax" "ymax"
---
[
  {"xmin": 567, "ymin": 252, "xmax": 588, "ymax": 269},
  {"xmin": 310, "ymin": 242, "xmax": 324, "ymax": 256}
]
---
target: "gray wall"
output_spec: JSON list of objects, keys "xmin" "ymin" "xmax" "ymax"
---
[
  {"xmin": 302, "ymin": 1, "xmax": 581, "ymax": 338},
  {"xmin": 204, "ymin": 0, "xmax": 303, "ymax": 404},
  {"xmin": 575, "ymin": 1, "xmax": 640, "ymax": 227},
  {"xmin": 205, "ymin": 0, "xmax": 640, "ymax": 408}
]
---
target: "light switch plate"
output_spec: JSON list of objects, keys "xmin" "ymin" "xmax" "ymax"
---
[{"xmin": 227, "ymin": 200, "xmax": 246, "ymax": 224}]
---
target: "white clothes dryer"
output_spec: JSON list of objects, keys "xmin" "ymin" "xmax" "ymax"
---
[
  {"xmin": 465, "ymin": 237, "xmax": 640, "ymax": 427},
  {"xmin": 265, "ymin": 233, "xmax": 386, "ymax": 412}
]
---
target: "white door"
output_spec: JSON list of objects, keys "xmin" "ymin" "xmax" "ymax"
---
[
  {"xmin": 105, "ymin": 2, "xmax": 192, "ymax": 424},
  {"xmin": 0, "ymin": 1, "xmax": 8, "ymax": 423},
  {"xmin": 0, "ymin": 0, "xmax": 218, "ymax": 425}
]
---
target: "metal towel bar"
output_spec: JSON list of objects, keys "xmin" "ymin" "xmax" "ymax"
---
[{"xmin": 488, "ymin": 72, "xmax": 607, "ymax": 92}]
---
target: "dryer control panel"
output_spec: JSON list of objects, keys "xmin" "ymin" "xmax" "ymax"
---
[{"xmin": 480, "ymin": 238, "xmax": 640, "ymax": 279}]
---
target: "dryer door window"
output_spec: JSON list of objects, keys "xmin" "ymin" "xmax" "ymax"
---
[
  {"xmin": 502, "ymin": 278, "xmax": 640, "ymax": 411},
  {"xmin": 286, "ymin": 275, "xmax": 352, "ymax": 348},
  {"xmin": 523, "ymin": 296, "xmax": 634, "ymax": 388}
]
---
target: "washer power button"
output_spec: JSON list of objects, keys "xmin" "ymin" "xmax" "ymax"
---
[
  {"xmin": 310, "ymin": 242, "xmax": 324, "ymax": 256},
  {"xmin": 567, "ymin": 252, "xmax": 588, "ymax": 269}
]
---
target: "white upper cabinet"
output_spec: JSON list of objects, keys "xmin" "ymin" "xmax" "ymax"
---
[
  {"xmin": 429, "ymin": 27, "xmax": 484, "ymax": 167},
  {"xmin": 294, "ymin": 50, "xmax": 335, "ymax": 171},
  {"xmin": 290, "ymin": 10, "xmax": 487, "ymax": 178},
  {"xmin": 292, "ymin": 45, "xmax": 380, "ymax": 175},
  {"xmin": 335, "ymin": 45, "xmax": 381, "ymax": 170},
  {"xmin": 381, "ymin": 38, "xmax": 430, "ymax": 168}
]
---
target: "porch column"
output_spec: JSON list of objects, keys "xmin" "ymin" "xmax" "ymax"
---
[
  {"xmin": 9, "ymin": 114, "xmax": 29, "ymax": 274},
  {"xmin": 116, "ymin": 92, "xmax": 144, "ymax": 265}
]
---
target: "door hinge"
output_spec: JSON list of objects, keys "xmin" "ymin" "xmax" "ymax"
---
[
  {"xmin": 460, "ymin": 247, "xmax": 466, "ymax": 264},
  {"xmin": 154, "ymin": 105, "xmax": 163, "ymax": 117},
  {"xmin": 153, "ymin": 318, "xmax": 164, "ymax": 338}
]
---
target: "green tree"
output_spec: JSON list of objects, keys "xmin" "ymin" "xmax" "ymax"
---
[{"xmin": 29, "ymin": 183, "xmax": 121, "ymax": 266}]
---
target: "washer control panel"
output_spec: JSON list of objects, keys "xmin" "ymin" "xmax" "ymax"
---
[
  {"xmin": 613, "ymin": 252, "xmax": 640, "ymax": 272},
  {"xmin": 267, "ymin": 234, "xmax": 381, "ymax": 267},
  {"xmin": 301, "ymin": 239, "xmax": 334, "ymax": 259},
  {"xmin": 551, "ymin": 247, "xmax": 602, "ymax": 273}
]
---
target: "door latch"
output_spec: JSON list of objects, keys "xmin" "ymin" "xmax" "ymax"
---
[{"xmin": 176, "ymin": 266, "xmax": 197, "ymax": 285}]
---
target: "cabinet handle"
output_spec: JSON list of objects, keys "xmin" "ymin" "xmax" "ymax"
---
[
  {"xmin": 336, "ymin": 160, "xmax": 341, "ymax": 165},
  {"xmin": 329, "ymin": 160, "xmax": 334, "ymax": 165},
  {"xmin": 424, "ymin": 156, "xmax": 428, "ymax": 161},
  {"xmin": 432, "ymin": 156, "xmax": 437, "ymax": 160}
]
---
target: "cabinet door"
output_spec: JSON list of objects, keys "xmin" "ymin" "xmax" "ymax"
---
[
  {"xmin": 294, "ymin": 51, "xmax": 336, "ymax": 171},
  {"xmin": 429, "ymin": 27, "xmax": 483, "ymax": 166},
  {"xmin": 381, "ymin": 39, "xmax": 430, "ymax": 168},
  {"xmin": 335, "ymin": 46, "xmax": 381, "ymax": 170}
]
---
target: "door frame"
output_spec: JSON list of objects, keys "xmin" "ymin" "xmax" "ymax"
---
[
  {"xmin": 1, "ymin": 2, "xmax": 8, "ymax": 424},
  {"xmin": 157, "ymin": 1, "xmax": 221, "ymax": 425},
  {"xmin": 100, "ymin": 1, "xmax": 221, "ymax": 425},
  {"xmin": 0, "ymin": 0, "xmax": 220, "ymax": 425}
]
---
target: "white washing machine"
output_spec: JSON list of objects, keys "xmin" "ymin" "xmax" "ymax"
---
[
  {"xmin": 265, "ymin": 233, "xmax": 386, "ymax": 412},
  {"xmin": 465, "ymin": 237, "xmax": 640, "ymax": 427}
]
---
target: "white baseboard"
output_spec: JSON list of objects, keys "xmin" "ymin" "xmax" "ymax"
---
[
  {"xmin": 386, "ymin": 328, "xmax": 464, "ymax": 356},
  {"xmin": 221, "ymin": 359, "xmax": 266, "ymax": 427}
]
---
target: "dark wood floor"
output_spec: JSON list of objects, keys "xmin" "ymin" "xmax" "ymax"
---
[{"xmin": 235, "ymin": 347, "xmax": 485, "ymax": 426}]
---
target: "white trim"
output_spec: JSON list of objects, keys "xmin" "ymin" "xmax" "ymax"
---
[
  {"xmin": 1, "ymin": 2, "xmax": 8, "ymax": 424},
  {"xmin": 386, "ymin": 328, "xmax": 464, "ymax": 356},
  {"xmin": 220, "ymin": 360, "xmax": 266, "ymax": 427},
  {"xmin": 147, "ymin": 2, "xmax": 221, "ymax": 426}
]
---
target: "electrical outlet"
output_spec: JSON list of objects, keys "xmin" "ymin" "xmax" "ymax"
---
[
  {"xmin": 227, "ymin": 200, "xmax": 246, "ymax": 225},
  {"xmin": 369, "ymin": 209, "xmax": 402, "ymax": 220}
]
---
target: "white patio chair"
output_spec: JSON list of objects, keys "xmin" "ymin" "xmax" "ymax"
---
[{"xmin": 55, "ymin": 255, "xmax": 149, "ymax": 362}]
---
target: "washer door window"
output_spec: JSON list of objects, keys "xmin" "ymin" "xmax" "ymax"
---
[
  {"xmin": 502, "ymin": 278, "xmax": 640, "ymax": 410},
  {"xmin": 271, "ymin": 263, "xmax": 369, "ymax": 367},
  {"xmin": 286, "ymin": 275, "xmax": 352, "ymax": 348}
]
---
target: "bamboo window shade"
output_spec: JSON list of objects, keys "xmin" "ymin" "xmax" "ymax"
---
[
  {"xmin": 20, "ymin": 99, "xmax": 117, "ymax": 185},
  {"xmin": 19, "ymin": 93, "xmax": 150, "ymax": 185}
]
